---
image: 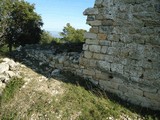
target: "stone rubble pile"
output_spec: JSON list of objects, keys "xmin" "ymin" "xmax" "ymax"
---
[
  {"xmin": 24, "ymin": 48, "xmax": 82, "ymax": 74},
  {"xmin": 0, "ymin": 58, "xmax": 21, "ymax": 95}
]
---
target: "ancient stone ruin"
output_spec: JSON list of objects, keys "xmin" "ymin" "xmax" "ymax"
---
[
  {"xmin": 82, "ymin": 0, "xmax": 160, "ymax": 110},
  {"xmin": 15, "ymin": 0, "xmax": 160, "ymax": 110}
]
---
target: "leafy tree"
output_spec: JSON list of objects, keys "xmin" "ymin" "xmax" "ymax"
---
[
  {"xmin": 0, "ymin": 0, "xmax": 43, "ymax": 52},
  {"xmin": 0, "ymin": 0, "xmax": 14, "ymax": 46},
  {"xmin": 40, "ymin": 30, "xmax": 53, "ymax": 44},
  {"xmin": 60, "ymin": 23, "xmax": 86, "ymax": 43},
  {"xmin": 40, "ymin": 30, "xmax": 60, "ymax": 44}
]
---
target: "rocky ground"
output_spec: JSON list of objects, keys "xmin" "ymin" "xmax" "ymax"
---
[
  {"xmin": 0, "ymin": 56, "xmax": 68, "ymax": 119},
  {"xmin": 0, "ymin": 56, "xmax": 65, "ymax": 96},
  {"xmin": 0, "ymin": 58, "xmax": 22, "ymax": 94}
]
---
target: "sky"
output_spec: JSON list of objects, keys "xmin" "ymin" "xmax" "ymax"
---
[{"xmin": 25, "ymin": 0, "xmax": 95, "ymax": 32}]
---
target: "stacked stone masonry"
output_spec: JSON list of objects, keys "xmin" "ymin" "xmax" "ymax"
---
[
  {"xmin": 82, "ymin": 0, "xmax": 160, "ymax": 110},
  {"xmin": 24, "ymin": 0, "xmax": 160, "ymax": 110}
]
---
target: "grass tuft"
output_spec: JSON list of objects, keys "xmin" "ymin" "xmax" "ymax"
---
[{"xmin": 0, "ymin": 77, "xmax": 25, "ymax": 103}]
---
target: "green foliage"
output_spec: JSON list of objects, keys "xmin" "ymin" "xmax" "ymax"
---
[
  {"xmin": 60, "ymin": 23, "xmax": 87, "ymax": 43},
  {"xmin": 40, "ymin": 30, "xmax": 60, "ymax": 44},
  {"xmin": 0, "ymin": 77, "xmax": 24, "ymax": 103},
  {"xmin": 0, "ymin": 0, "xmax": 13, "ymax": 46},
  {"xmin": 0, "ymin": 0, "xmax": 43, "ymax": 52},
  {"xmin": 40, "ymin": 30, "xmax": 54, "ymax": 44},
  {"xmin": 0, "ymin": 45, "xmax": 9, "ymax": 55}
]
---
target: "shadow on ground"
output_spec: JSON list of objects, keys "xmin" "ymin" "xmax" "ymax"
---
[{"xmin": 8, "ymin": 44, "xmax": 160, "ymax": 119}]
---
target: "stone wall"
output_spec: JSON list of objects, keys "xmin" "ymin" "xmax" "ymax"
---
[
  {"xmin": 81, "ymin": 0, "xmax": 160, "ymax": 110},
  {"xmin": 22, "ymin": 0, "xmax": 160, "ymax": 110},
  {"xmin": 23, "ymin": 45, "xmax": 82, "ymax": 76}
]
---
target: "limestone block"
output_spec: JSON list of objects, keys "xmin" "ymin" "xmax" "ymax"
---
[
  {"xmin": 152, "ymin": 80, "xmax": 160, "ymax": 89},
  {"xmin": 4, "ymin": 71, "xmax": 16, "ymax": 78},
  {"xmin": 96, "ymin": 72, "xmax": 108, "ymax": 80},
  {"xmin": 58, "ymin": 56, "xmax": 65, "ymax": 64},
  {"xmin": 120, "ymin": 59, "xmax": 127, "ymax": 65},
  {"xmin": 119, "ymin": 35, "xmax": 132, "ymax": 43},
  {"xmin": 99, "ymin": 80, "xmax": 122, "ymax": 95},
  {"xmin": 108, "ymin": 34, "xmax": 120, "ymax": 42},
  {"xmin": 99, "ymin": 40, "xmax": 111, "ymax": 46},
  {"xmin": 2, "ymin": 58, "xmax": 11, "ymax": 62},
  {"xmin": 95, "ymin": 14, "xmax": 104, "ymax": 20},
  {"xmin": 55, "ymin": 64, "xmax": 63, "ymax": 69},
  {"xmin": 63, "ymin": 61, "xmax": 70, "ymax": 67},
  {"xmin": 82, "ymin": 44, "xmax": 89, "ymax": 51},
  {"xmin": 102, "ymin": 19, "xmax": 115, "ymax": 26},
  {"xmin": 102, "ymin": 0, "xmax": 114, "ymax": 7},
  {"xmin": 140, "ymin": 100, "xmax": 152, "ymax": 109},
  {"xmin": 140, "ymin": 86, "xmax": 157, "ymax": 93},
  {"xmin": 87, "ymin": 20, "xmax": 102, "ymax": 26},
  {"xmin": 89, "ymin": 45, "xmax": 101, "ymax": 53},
  {"xmin": 144, "ymin": 92, "xmax": 160, "ymax": 102},
  {"xmin": 130, "ymin": 77, "xmax": 141, "ymax": 82},
  {"xmin": 101, "ymin": 46, "xmax": 108, "ymax": 54},
  {"xmin": 98, "ymin": 33, "xmax": 107, "ymax": 40},
  {"xmin": 95, "ymin": 70, "xmax": 101, "ymax": 74},
  {"xmin": 93, "ymin": 53, "xmax": 105, "ymax": 60},
  {"xmin": 95, "ymin": 0, "xmax": 103, "ymax": 7},
  {"xmin": 88, "ymin": 78, "xmax": 99, "ymax": 85},
  {"xmin": 99, "ymin": 26, "xmax": 114, "ymax": 34},
  {"xmin": 143, "ymin": 20, "xmax": 160, "ymax": 27},
  {"xmin": 0, "ymin": 63, "xmax": 9, "ymax": 74},
  {"xmin": 125, "ymin": 93, "xmax": 148, "ymax": 106},
  {"xmin": 87, "ymin": 15, "xmax": 95, "ymax": 21},
  {"xmin": 145, "ymin": 35, "xmax": 160, "ymax": 45},
  {"xmin": 129, "ymin": 87, "xmax": 143, "ymax": 96},
  {"xmin": 85, "ymin": 39, "xmax": 99, "ymax": 45},
  {"xmin": 118, "ymin": 85, "xmax": 129, "ymax": 93},
  {"xmin": 89, "ymin": 60, "xmax": 97, "ymax": 67},
  {"xmin": 150, "ymin": 101, "xmax": 160, "ymax": 111},
  {"xmin": 120, "ymin": 48, "xmax": 129, "ymax": 58},
  {"xmin": 84, "ymin": 51, "xmax": 93, "ymax": 59},
  {"xmin": 126, "ymin": 97, "xmax": 141, "ymax": 106},
  {"xmin": 97, "ymin": 61, "xmax": 111, "ymax": 72},
  {"xmin": 112, "ymin": 77, "xmax": 124, "ymax": 84},
  {"xmin": 51, "ymin": 69, "xmax": 60, "ymax": 77},
  {"xmin": 79, "ymin": 58, "xmax": 90, "ymax": 66},
  {"xmin": 104, "ymin": 55, "xmax": 114, "ymax": 63},
  {"xmin": 112, "ymin": 27, "xmax": 122, "ymax": 34},
  {"xmin": 0, "ymin": 75, "xmax": 9, "ymax": 83},
  {"xmin": 132, "ymin": 34, "xmax": 145, "ymax": 44},
  {"xmin": 89, "ymin": 27, "xmax": 99, "ymax": 33},
  {"xmin": 143, "ymin": 70, "xmax": 159, "ymax": 80},
  {"xmin": 118, "ymin": 4, "xmax": 128, "ymax": 12},
  {"xmin": 111, "ymin": 42, "xmax": 124, "ymax": 48},
  {"xmin": 5, "ymin": 59, "xmax": 17, "ymax": 69},
  {"xmin": 103, "ymin": 10, "xmax": 115, "ymax": 20},
  {"xmin": 84, "ymin": 32, "xmax": 97, "ymax": 39},
  {"xmin": 49, "ymin": 61, "xmax": 55, "ymax": 67},
  {"xmin": 83, "ymin": 69, "xmax": 95, "ymax": 76},
  {"xmin": 128, "ymin": 27, "xmax": 141, "ymax": 34},
  {"xmin": 83, "ymin": 8, "xmax": 98, "ymax": 15},
  {"xmin": 155, "ymin": 4, "xmax": 160, "ymax": 13},
  {"xmin": 108, "ymin": 47, "xmax": 119, "ymax": 55},
  {"xmin": 75, "ymin": 69, "xmax": 82, "ymax": 75}
]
